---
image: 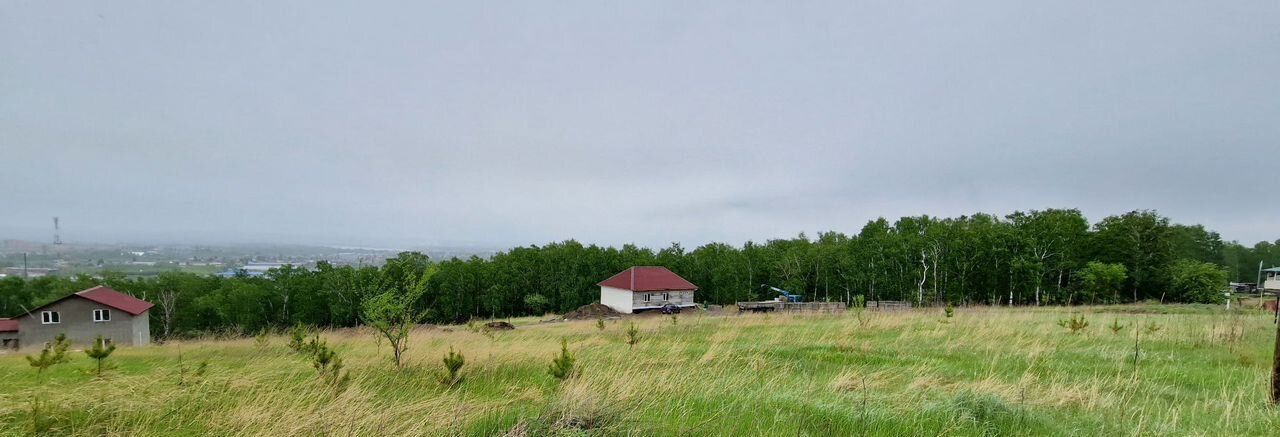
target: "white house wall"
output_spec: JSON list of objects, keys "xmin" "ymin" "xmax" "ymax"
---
[
  {"xmin": 631, "ymin": 290, "xmax": 696, "ymax": 309},
  {"xmin": 1265, "ymin": 271, "xmax": 1280, "ymax": 291},
  {"xmin": 600, "ymin": 286, "xmax": 634, "ymax": 314}
]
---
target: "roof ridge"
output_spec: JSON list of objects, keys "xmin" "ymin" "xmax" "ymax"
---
[{"xmin": 76, "ymin": 285, "xmax": 108, "ymax": 295}]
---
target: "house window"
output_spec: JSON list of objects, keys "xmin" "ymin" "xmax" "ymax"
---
[
  {"xmin": 41, "ymin": 311, "xmax": 60, "ymax": 324},
  {"xmin": 643, "ymin": 293, "xmax": 652, "ymax": 302},
  {"xmin": 662, "ymin": 292, "xmax": 670, "ymax": 301},
  {"xmin": 93, "ymin": 309, "xmax": 111, "ymax": 322}
]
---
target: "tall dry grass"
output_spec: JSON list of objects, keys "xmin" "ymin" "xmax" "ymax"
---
[{"xmin": 1, "ymin": 305, "xmax": 1278, "ymax": 436}]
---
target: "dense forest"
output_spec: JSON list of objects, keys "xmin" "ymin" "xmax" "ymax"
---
[{"xmin": 1, "ymin": 209, "xmax": 1277, "ymax": 339}]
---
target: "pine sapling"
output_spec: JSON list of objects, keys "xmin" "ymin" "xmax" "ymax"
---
[
  {"xmin": 441, "ymin": 347, "xmax": 465, "ymax": 386},
  {"xmin": 310, "ymin": 338, "xmax": 347, "ymax": 386},
  {"xmin": 25, "ymin": 333, "xmax": 70, "ymax": 375},
  {"xmin": 84, "ymin": 335, "xmax": 116, "ymax": 377},
  {"xmin": 625, "ymin": 322, "xmax": 640, "ymax": 348},
  {"xmin": 944, "ymin": 303, "xmax": 955, "ymax": 318},
  {"xmin": 255, "ymin": 329, "xmax": 270, "ymax": 349},
  {"xmin": 1108, "ymin": 319, "xmax": 1126, "ymax": 335},
  {"xmin": 548, "ymin": 338, "xmax": 576, "ymax": 381},
  {"xmin": 287, "ymin": 323, "xmax": 309, "ymax": 354},
  {"xmin": 1057, "ymin": 315, "xmax": 1089, "ymax": 334},
  {"xmin": 1144, "ymin": 321, "xmax": 1162, "ymax": 335},
  {"xmin": 596, "ymin": 318, "xmax": 606, "ymax": 331}
]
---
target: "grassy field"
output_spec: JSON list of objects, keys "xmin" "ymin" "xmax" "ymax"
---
[{"xmin": 2, "ymin": 305, "xmax": 1278, "ymax": 436}]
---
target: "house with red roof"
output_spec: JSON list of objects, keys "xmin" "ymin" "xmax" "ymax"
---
[
  {"xmin": 7, "ymin": 285, "xmax": 153, "ymax": 350},
  {"xmin": 0, "ymin": 318, "xmax": 17, "ymax": 350},
  {"xmin": 597, "ymin": 266, "xmax": 698, "ymax": 314}
]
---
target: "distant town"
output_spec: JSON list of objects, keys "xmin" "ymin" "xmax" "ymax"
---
[{"xmin": 0, "ymin": 239, "xmax": 499, "ymax": 279}]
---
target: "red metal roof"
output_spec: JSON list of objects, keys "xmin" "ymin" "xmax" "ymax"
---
[
  {"xmin": 75, "ymin": 286, "xmax": 154, "ymax": 316},
  {"xmin": 0, "ymin": 318, "xmax": 16, "ymax": 332},
  {"xmin": 597, "ymin": 266, "xmax": 698, "ymax": 292}
]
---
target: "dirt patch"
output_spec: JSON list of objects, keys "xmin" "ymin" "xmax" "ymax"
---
[
  {"xmin": 484, "ymin": 321, "xmax": 516, "ymax": 330},
  {"xmin": 562, "ymin": 303, "xmax": 622, "ymax": 320}
]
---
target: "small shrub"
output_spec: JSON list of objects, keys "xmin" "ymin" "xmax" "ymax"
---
[
  {"xmin": 1144, "ymin": 321, "xmax": 1162, "ymax": 335},
  {"xmin": 595, "ymin": 318, "xmax": 605, "ymax": 330},
  {"xmin": 84, "ymin": 335, "xmax": 117, "ymax": 377},
  {"xmin": 670, "ymin": 315, "xmax": 678, "ymax": 326},
  {"xmin": 26, "ymin": 333, "xmax": 71, "ymax": 375},
  {"xmin": 625, "ymin": 322, "xmax": 640, "ymax": 348},
  {"xmin": 1057, "ymin": 315, "xmax": 1089, "ymax": 334},
  {"xmin": 548, "ymin": 338, "xmax": 576, "ymax": 381},
  {"xmin": 944, "ymin": 303, "xmax": 954, "ymax": 318},
  {"xmin": 441, "ymin": 347, "xmax": 465, "ymax": 386},
  {"xmin": 1108, "ymin": 319, "xmax": 1126, "ymax": 335},
  {"xmin": 852, "ymin": 295, "xmax": 866, "ymax": 308}
]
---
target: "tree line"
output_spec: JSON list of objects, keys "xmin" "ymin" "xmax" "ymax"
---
[{"xmin": 1, "ymin": 209, "xmax": 1276, "ymax": 339}]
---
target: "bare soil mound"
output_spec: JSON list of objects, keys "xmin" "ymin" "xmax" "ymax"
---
[
  {"xmin": 562, "ymin": 303, "xmax": 621, "ymax": 320},
  {"xmin": 484, "ymin": 321, "xmax": 516, "ymax": 330}
]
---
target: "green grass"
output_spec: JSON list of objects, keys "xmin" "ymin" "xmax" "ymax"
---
[{"xmin": 1, "ymin": 305, "xmax": 1278, "ymax": 436}]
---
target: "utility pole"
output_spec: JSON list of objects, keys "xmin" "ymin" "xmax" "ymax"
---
[
  {"xmin": 1272, "ymin": 291, "xmax": 1280, "ymax": 405},
  {"xmin": 1260, "ymin": 260, "xmax": 1265, "ymax": 299},
  {"xmin": 23, "ymin": 252, "xmax": 28, "ymax": 278},
  {"xmin": 52, "ymin": 214, "xmax": 61, "ymax": 244}
]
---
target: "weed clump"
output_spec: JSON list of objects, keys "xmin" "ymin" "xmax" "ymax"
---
[
  {"xmin": 595, "ymin": 318, "xmax": 605, "ymax": 330},
  {"xmin": 175, "ymin": 348, "xmax": 209, "ymax": 386},
  {"xmin": 933, "ymin": 390, "xmax": 1038, "ymax": 435}
]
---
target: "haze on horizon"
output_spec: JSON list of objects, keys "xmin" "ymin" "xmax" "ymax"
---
[{"xmin": 3, "ymin": 1, "xmax": 1278, "ymax": 250}]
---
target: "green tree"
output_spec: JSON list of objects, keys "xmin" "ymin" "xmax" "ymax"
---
[
  {"xmin": 523, "ymin": 293, "xmax": 550, "ymax": 315},
  {"xmin": 1007, "ymin": 209, "xmax": 1089, "ymax": 306},
  {"xmin": 1075, "ymin": 262, "xmax": 1128, "ymax": 304},
  {"xmin": 1168, "ymin": 259, "xmax": 1228, "ymax": 304},
  {"xmin": 1090, "ymin": 211, "xmax": 1173, "ymax": 301},
  {"xmin": 361, "ymin": 271, "xmax": 430, "ymax": 368}
]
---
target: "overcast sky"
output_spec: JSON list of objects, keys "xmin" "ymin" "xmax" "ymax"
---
[{"xmin": 2, "ymin": 1, "xmax": 1277, "ymax": 249}]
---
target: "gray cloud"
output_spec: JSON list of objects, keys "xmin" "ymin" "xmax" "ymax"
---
[{"xmin": 3, "ymin": 1, "xmax": 1277, "ymax": 248}]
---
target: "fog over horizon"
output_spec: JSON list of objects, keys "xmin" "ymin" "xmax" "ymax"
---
[{"xmin": 3, "ymin": 2, "xmax": 1278, "ymax": 250}]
